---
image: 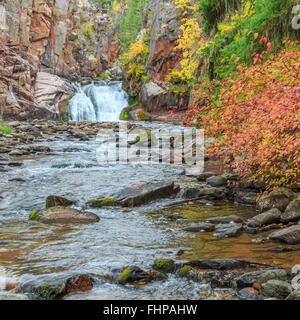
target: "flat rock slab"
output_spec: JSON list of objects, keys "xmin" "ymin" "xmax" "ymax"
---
[
  {"xmin": 183, "ymin": 223, "xmax": 215, "ymax": 232},
  {"xmin": 29, "ymin": 207, "xmax": 100, "ymax": 224},
  {"xmin": 206, "ymin": 215, "xmax": 243, "ymax": 224},
  {"xmin": 116, "ymin": 181, "xmax": 179, "ymax": 207},
  {"xmin": 269, "ymin": 225, "xmax": 300, "ymax": 244},
  {"xmin": 184, "ymin": 259, "xmax": 249, "ymax": 270},
  {"xmin": 214, "ymin": 223, "xmax": 243, "ymax": 238}
]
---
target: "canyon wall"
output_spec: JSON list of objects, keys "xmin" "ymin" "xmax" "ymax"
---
[
  {"xmin": 122, "ymin": 0, "xmax": 188, "ymax": 116},
  {"xmin": 0, "ymin": 0, "xmax": 120, "ymax": 120}
]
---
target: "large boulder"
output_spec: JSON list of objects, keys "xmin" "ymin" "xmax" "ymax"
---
[
  {"xmin": 269, "ymin": 225, "xmax": 300, "ymax": 244},
  {"xmin": 263, "ymin": 280, "xmax": 292, "ymax": 298},
  {"xmin": 29, "ymin": 207, "xmax": 100, "ymax": 224},
  {"xmin": 116, "ymin": 181, "xmax": 179, "ymax": 207},
  {"xmin": 281, "ymin": 199, "xmax": 300, "ymax": 223},
  {"xmin": 286, "ymin": 289, "xmax": 300, "ymax": 300},
  {"xmin": 256, "ymin": 188, "xmax": 296, "ymax": 213},
  {"xmin": 247, "ymin": 208, "xmax": 281, "ymax": 228},
  {"xmin": 206, "ymin": 176, "xmax": 228, "ymax": 187}
]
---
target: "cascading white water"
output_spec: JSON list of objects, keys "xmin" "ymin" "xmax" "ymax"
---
[{"xmin": 68, "ymin": 81, "xmax": 128, "ymax": 121}]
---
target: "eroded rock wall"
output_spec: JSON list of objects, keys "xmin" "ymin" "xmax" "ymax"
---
[
  {"xmin": 0, "ymin": 0, "xmax": 120, "ymax": 120},
  {"xmin": 122, "ymin": 0, "xmax": 187, "ymax": 115}
]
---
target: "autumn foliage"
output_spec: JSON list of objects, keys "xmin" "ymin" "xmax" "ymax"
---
[{"xmin": 184, "ymin": 41, "xmax": 300, "ymax": 189}]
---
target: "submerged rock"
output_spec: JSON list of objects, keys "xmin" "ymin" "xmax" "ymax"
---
[
  {"xmin": 247, "ymin": 208, "xmax": 281, "ymax": 228},
  {"xmin": 214, "ymin": 223, "xmax": 243, "ymax": 238},
  {"xmin": 267, "ymin": 246, "xmax": 299, "ymax": 253},
  {"xmin": 29, "ymin": 207, "xmax": 100, "ymax": 224},
  {"xmin": 269, "ymin": 225, "xmax": 300, "ymax": 244},
  {"xmin": 263, "ymin": 280, "xmax": 292, "ymax": 298},
  {"xmin": 117, "ymin": 181, "xmax": 179, "ymax": 207},
  {"xmin": 46, "ymin": 196, "xmax": 74, "ymax": 208},
  {"xmin": 206, "ymin": 215, "xmax": 243, "ymax": 224},
  {"xmin": 183, "ymin": 223, "xmax": 215, "ymax": 232}
]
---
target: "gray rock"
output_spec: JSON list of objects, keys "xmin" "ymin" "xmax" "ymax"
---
[
  {"xmin": 281, "ymin": 199, "xmax": 300, "ymax": 223},
  {"xmin": 257, "ymin": 188, "xmax": 296, "ymax": 213},
  {"xmin": 214, "ymin": 223, "xmax": 243, "ymax": 238},
  {"xmin": 269, "ymin": 225, "xmax": 300, "ymax": 244},
  {"xmin": 197, "ymin": 187, "xmax": 226, "ymax": 199},
  {"xmin": 263, "ymin": 280, "xmax": 292, "ymax": 298},
  {"xmin": 207, "ymin": 215, "xmax": 243, "ymax": 224},
  {"xmin": 235, "ymin": 270, "xmax": 268, "ymax": 288},
  {"xmin": 29, "ymin": 207, "xmax": 100, "ymax": 224},
  {"xmin": 183, "ymin": 223, "xmax": 215, "ymax": 232},
  {"xmin": 197, "ymin": 172, "xmax": 215, "ymax": 181},
  {"xmin": 291, "ymin": 264, "xmax": 300, "ymax": 276},
  {"xmin": 257, "ymin": 269, "xmax": 290, "ymax": 283},
  {"xmin": 238, "ymin": 287, "xmax": 260, "ymax": 300},
  {"xmin": 239, "ymin": 192, "xmax": 257, "ymax": 205},
  {"xmin": 247, "ymin": 208, "xmax": 281, "ymax": 228},
  {"xmin": 206, "ymin": 175, "xmax": 228, "ymax": 187},
  {"xmin": 286, "ymin": 289, "xmax": 300, "ymax": 300},
  {"xmin": 116, "ymin": 181, "xmax": 179, "ymax": 207}
]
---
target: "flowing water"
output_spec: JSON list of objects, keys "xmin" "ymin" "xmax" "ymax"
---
[
  {"xmin": 0, "ymin": 82, "xmax": 299, "ymax": 300},
  {"xmin": 68, "ymin": 81, "xmax": 128, "ymax": 122}
]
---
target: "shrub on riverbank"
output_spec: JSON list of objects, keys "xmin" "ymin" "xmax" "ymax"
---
[
  {"xmin": 184, "ymin": 41, "xmax": 300, "ymax": 189},
  {"xmin": 0, "ymin": 120, "xmax": 13, "ymax": 134}
]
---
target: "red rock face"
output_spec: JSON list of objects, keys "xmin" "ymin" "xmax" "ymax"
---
[
  {"xmin": 0, "ymin": 0, "xmax": 121, "ymax": 119},
  {"xmin": 149, "ymin": 39, "xmax": 182, "ymax": 83}
]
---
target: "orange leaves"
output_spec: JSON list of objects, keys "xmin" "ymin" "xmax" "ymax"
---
[{"xmin": 184, "ymin": 45, "xmax": 300, "ymax": 188}]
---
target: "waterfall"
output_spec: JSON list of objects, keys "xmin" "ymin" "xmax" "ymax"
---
[{"xmin": 68, "ymin": 81, "xmax": 128, "ymax": 121}]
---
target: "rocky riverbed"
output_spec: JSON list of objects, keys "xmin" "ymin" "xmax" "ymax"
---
[{"xmin": 0, "ymin": 120, "xmax": 299, "ymax": 300}]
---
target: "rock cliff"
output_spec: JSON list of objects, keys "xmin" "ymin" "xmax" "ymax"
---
[
  {"xmin": 0, "ymin": 0, "xmax": 120, "ymax": 120},
  {"xmin": 122, "ymin": 0, "xmax": 188, "ymax": 116}
]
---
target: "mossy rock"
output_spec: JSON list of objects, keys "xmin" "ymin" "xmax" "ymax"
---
[
  {"xmin": 136, "ymin": 111, "xmax": 152, "ymax": 121},
  {"xmin": 28, "ymin": 207, "xmax": 100, "ymax": 224},
  {"xmin": 119, "ymin": 267, "xmax": 131, "ymax": 284},
  {"xmin": 118, "ymin": 266, "xmax": 150, "ymax": 285},
  {"xmin": 178, "ymin": 266, "xmax": 199, "ymax": 281},
  {"xmin": 152, "ymin": 259, "xmax": 175, "ymax": 273},
  {"xmin": 46, "ymin": 196, "xmax": 74, "ymax": 208},
  {"xmin": 29, "ymin": 210, "xmax": 42, "ymax": 221},
  {"xmin": 120, "ymin": 110, "xmax": 129, "ymax": 121},
  {"xmin": 88, "ymin": 198, "xmax": 117, "ymax": 208}
]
